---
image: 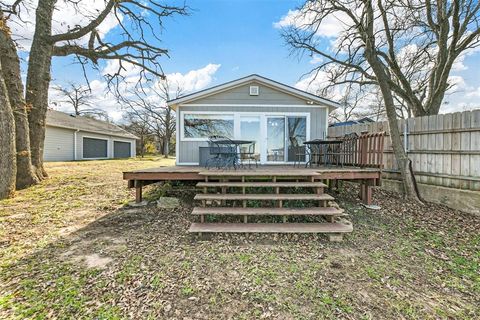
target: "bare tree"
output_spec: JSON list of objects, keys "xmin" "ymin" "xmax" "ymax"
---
[
  {"xmin": 0, "ymin": 56, "xmax": 17, "ymax": 199},
  {"xmin": 121, "ymin": 79, "xmax": 183, "ymax": 158},
  {"xmin": 329, "ymin": 84, "xmax": 372, "ymax": 123},
  {"xmin": 282, "ymin": 0, "xmax": 432, "ymax": 201},
  {"xmin": 52, "ymin": 82, "xmax": 108, "ymax": 120},
  {"xmin": 1, "ymin": 0, "xmax": 188, "ymax": 185},
  {"xmin": 285, "ymin": 0, "xmax": 480, "ymax": 117},
  {"xmin": 122, "ymin": 112, "xmax": 153, "ymax": 158},
  {"xmin": 0, "ymin": 8, "xmax": 39, "ymax": 191}
]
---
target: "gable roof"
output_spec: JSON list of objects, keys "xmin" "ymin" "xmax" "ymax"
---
[
  {"xmin": 46, "ymin": 109, "xmax": 138, "ymax": 139},
  {"xmin": 167, "ymin": 74, "xmax": 340, "ymax": 110}
]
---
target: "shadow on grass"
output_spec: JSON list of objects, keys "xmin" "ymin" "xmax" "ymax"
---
[{"xmin": 1, "ymin": 183, "xmax": 479, "ymax": 320}]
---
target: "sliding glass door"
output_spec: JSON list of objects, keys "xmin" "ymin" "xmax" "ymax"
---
[
  {"xmin": 287, "ymin": 116, "xmax": 307, "ymax": 162},
  {"xmin": 266, "ymin": 117, "xmax": 285, "ymax": 162}
]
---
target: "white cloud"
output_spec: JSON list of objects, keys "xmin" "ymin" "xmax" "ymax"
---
[
  {"xmin": 274, "ymin": 8, "xmax": 347, "ymax": 38},
  {"xmin": 49, "ymin": 63, "xmax": 222, "ymax": 122},
  {"xmin": 309, "ymin": 55, "xmax": 323, "ymax": 65},
  {"xmin": 166, "ymin": 63, "xmax": 221, "ymax": 93},
  {"xmin": 6, "ymin": 0, "xmax": 120, "ymax": 50}
]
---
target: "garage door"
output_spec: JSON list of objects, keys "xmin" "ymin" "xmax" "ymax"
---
[
  {"xmin": 83, "ymin": 137, "xmax": 108, "ymax": 159},
  {"xmin": 114, "ymin": 141, "xmax": 131, "ymax": 158}
]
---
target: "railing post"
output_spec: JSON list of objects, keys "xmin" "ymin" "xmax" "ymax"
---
[{"xmin": 360, "ymin": 131, "xmax": 369, "ymax": 167}]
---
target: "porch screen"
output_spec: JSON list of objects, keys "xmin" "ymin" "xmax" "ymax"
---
[{"xmin": 183, "ymin": 114, "xmax": 234, "ymax": 138}]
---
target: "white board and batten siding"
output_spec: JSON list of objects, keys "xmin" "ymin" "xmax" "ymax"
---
[{"xmin": 176, "ymin": 81, "xmax": 330, "ymax": 164}]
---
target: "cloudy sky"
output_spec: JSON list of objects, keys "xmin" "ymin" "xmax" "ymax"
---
[{"xmin": 10, "ymin": 0, "xmax": 480, "ymax": 121}]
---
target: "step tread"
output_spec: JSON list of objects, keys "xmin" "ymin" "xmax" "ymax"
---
[
  {"xmin": 192, "ymin": 206, "xmax": 344, "ymax": 215},
  {"xmin": 194, "ymin": 193, "xmax": 335, "ymax": 201},
  {"xmin": 199, "ymin": 170, "xmax": 321, "ymax": 177},
  {"xmin": 189, "ymin": 222, "xmax": 353, "ymax": 233},
  {"xmin": 197, "ymin": 181, "xmax": 327, "ymax": 188}
]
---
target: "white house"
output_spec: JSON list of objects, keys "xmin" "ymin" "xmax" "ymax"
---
[{"xmin": 44, "ymin": 109, "xmax": 137, "ymax": 161}]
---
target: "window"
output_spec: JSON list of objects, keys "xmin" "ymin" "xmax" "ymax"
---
[
  {"xmin": 83, "ymin": 137, "xmax": 108, "ymax": 158},
  {"xmin": 183, "ymin": 113, "xmax": 234, "ymax": 139},
  {"xmin": 240, "ymin": 116, "xmax": 261, "ymax": 158}
]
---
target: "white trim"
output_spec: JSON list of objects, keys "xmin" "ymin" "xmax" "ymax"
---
[
  {"xmin": 180, "ymin": 111, "xmax": 235, "ymax": 142},
  {"xmin": 47, "ymin": 124, "xmax": 137, "ymax": 140},
  {"xmin": 73, "ymin": 129, "xmax": 80, "ymax": 160},
  {"xmin": 177, "ymin": 162, "xmax": 199, "ymax": 166},
  {"xmin": 167, "ymin": 74, "xmax": 340, "ymax": 109},
  {"xmin": 179, "ymin": 103, "xmax": 328, "ymax": 108},
  {"xmin": 175, "ymin": 107, "xmax": 180, "ymax": 165},
  {"xmin": 82, "ymin": 135, "xmax": 109, "ymax": 160},
  {"xmin": 178, "ymin": 110, "xmax": 311, "ymax": 165}
]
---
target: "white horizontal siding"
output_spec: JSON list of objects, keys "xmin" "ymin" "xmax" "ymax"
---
[
  {"xmin": 44, "ymin": 126, "xmax": 75, "ymax": 161},
  {"xmin": 44, "ymin": 126, "xmax": 136, "ymax": 161}
]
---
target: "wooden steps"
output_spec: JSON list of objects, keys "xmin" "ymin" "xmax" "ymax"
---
[
  {"xmin": 194, "ymin": 193, "xmax": 334, "ymax": 201},
  {"xmin": 197, "ymin": 181, "xmax": 327, "ymax": 188},
  {"xmin": 189, "ymin": 222, "xmax": 352, "ymax": 234},
  {"xmin": 192, "ymin": 206, "xmax": 344, "ymax": 216},
  {"xmin": 190, "ymin": 171, "xmax": 352, "ymax": 241}
]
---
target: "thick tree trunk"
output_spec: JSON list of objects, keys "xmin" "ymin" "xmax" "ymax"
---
[
  {"xmin": 0, "ymin": 58, "xmax": 17, "ymax": 199},
  {"xmin": 25, "ymin": 0, "xmax": 56, "ymax": 180},
  {"xmin": 363, "ymin": 30, "xmax": 421, "ymax": 201},
  {"xmin": 0, "ymin": 20, "xmax": 40, "ymax": 189}
]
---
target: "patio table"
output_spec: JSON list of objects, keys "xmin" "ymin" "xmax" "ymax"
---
[
  {"xmin": 211, "ymin": 139, "xmax": 253, "ymax": 169},
  {"xmin": 303, "ymin": 139, "xmax": 343, "ymax": 167}
]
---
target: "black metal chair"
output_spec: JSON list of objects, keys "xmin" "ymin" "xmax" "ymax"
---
[
  {"xmin": 205, "ymin": 136, "xmax": 237, "ymax": 170},
  {"xmin": 239, "ymin": 142, "xmax": 258, "ymax": 169}
]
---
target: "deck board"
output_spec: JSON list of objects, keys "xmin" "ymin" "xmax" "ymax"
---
[
  {"xmin": 123, "ymin": 165, "xmax": 381, "ymax": 181},
  {"xmin": 189, "ymin": 222, "xmax": 353, "ymax": 233},
  {"xmin": 194, "ymin": 193, "xmax": 334, "ymax": 201},
  {"xmin": 197, "ymin": 181, "xmax": 327, "ymax": 188},
  {"xmin": 192, "ymin": 207, "xmax": 343, "ymax": 216}
]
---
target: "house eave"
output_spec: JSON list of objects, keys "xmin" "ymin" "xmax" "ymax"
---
[{"xmin": 167, "ymin": 74, "xmax": 340, "ymax": 111}]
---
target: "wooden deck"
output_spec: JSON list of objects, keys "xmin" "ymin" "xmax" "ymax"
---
[{"xmin": 123, "ymin": 165, "xmax": 381, "ymax": 205}]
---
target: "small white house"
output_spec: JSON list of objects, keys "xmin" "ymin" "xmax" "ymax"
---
[
  {"xmin": 167, "ymin": 74, "xmax": 339, "ymax": 165},
  {"xmin": 44, "ymin": 110, "xmax": 137, "ymax": 161}
]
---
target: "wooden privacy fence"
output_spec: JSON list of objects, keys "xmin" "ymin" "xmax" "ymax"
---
[{"xmin": 327, "ymin": 109, "xmax": 480, "ymax": 191}]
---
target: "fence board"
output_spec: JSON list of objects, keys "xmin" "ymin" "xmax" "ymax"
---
[{"xmin": 327, "ymin": 109, "xmax": 480, "ymax": 191}]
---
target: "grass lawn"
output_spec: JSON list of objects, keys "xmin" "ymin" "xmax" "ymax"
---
[{"xmin": 1, "ymin": 157, "xmax": 479, "ymax": 319}]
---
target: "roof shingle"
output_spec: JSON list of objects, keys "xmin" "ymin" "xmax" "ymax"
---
[{"xmin": 46, "ymin": 109, "xmax": 137, "ymax": 139}]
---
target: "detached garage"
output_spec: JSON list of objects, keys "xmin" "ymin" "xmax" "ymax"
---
[{"xmin": 44, "ymin": 110, "xmax": 137, "ymax": 161}]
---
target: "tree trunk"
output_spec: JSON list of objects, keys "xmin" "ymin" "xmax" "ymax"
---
[
  {"xmin": 0, "ymin": 19, "xmax": 40, "ymax": 189},
  {"xmin": 363, "ymin": 27, "xmax": 421, "ymax": 201},
  {"xmin": 25, "ymin": 0, "xmax": 56, "ymax": 180},
  {"xmin": 162, "ymin": 135, "xmax": 169, "ymax": 158},
  {"xmin": 0, "ymin": 58, "xmax": 17, "ymax": 199}
]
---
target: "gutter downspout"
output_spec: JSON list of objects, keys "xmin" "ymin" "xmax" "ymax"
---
[{"xmin": 73, "ymin": 129, "xmax": 80, "ymax": 160}]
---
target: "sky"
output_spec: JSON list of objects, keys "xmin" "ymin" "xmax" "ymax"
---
[{"xmin": 9, "ymin": 0, "xmax": 480, "ymax": 121}]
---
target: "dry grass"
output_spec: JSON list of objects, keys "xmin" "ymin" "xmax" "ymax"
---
[{"xmin": 0, "ymin": 158, "xmax": 479, "ymax": 319}]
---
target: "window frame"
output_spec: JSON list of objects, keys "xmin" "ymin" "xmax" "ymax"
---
[{"xmin": 180, "ymin": 111, "xmax": 235, "ymax": 141}]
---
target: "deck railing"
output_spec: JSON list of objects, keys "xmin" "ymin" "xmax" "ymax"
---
[{"xmin": 327, "ymin": 131, "xmax": 385, "ymax": 168}]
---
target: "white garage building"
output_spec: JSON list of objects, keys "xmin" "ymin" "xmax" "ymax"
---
[{"xmin": 44, "ymin": 110, "xmax": 137, "ymax": 161}]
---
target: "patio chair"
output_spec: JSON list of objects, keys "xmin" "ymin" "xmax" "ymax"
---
[
  {"xmin": 293, "ymin": 145, "xmax": 308, "ymax": 167},
  {"xmin": 239, "ymin": 142, "xmax": 258, "ymax": 169},
  {"xmin": 205, "ymin": 136, "xmax": 238, "ymax": 170}
]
